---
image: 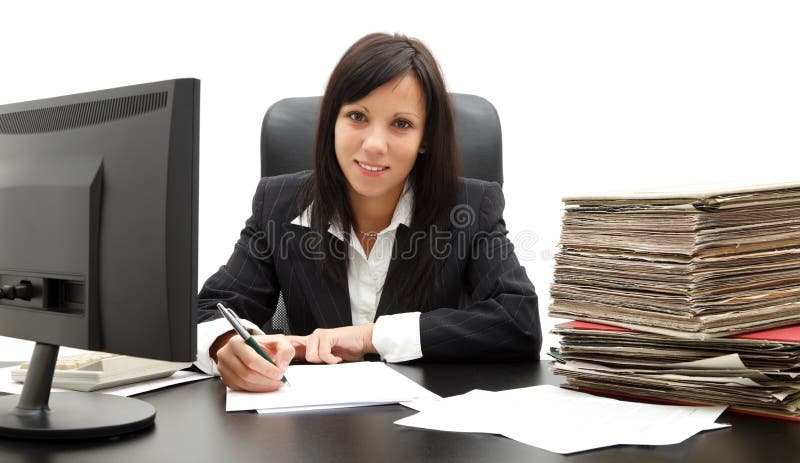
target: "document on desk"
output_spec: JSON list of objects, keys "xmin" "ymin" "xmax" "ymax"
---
[
  {"xmin": 395, "ymin": 385, "xmax": 729, "ymax": 454},
  {"xmin": 0, "ymin": 366, "xmax": 212, "ymax": 397},
  {"xmin": 224, "ymin": 361, "xmax": 439, "ymax": 413}
]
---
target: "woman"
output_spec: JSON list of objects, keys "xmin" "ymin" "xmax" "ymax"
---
[{"xmin": 194, "ymin": 33, "xmax": 541, "ymax": 392}]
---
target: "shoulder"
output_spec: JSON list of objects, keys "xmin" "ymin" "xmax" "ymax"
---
[
  {"xmin": 455, "ymin": 177, "xmax": 505, "ymax": 229},
  {"xmin": 252, "ymin": 170, "xmax": 312, "ymax": 223},
  {"xmin": 456, "ymin": 177, "xmax": 504, "ymax": 210},
  {"xmin": 257, "ymin": 170, "xmax": 311, "ymax": 196}
]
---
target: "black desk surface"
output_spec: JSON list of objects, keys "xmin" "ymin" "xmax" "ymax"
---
[{"xmin": 1, "ymin": 361, "xmax": 798, "ymax": 462}]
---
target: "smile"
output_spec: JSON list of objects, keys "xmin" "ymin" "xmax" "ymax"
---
[{"xmin": 356, "ymin": 161, "xmax": 389, "ymax": 172}]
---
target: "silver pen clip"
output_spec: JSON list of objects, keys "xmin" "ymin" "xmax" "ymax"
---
[{"xmin": 217, "ymin": 303, "xmax": 250, "ymax": 339}]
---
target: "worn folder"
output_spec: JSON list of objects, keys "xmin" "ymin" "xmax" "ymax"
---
[
  {"xmin": 550, "ymin": 182, "xmax": 800, "ymax": 338},
  {"xmin": 551, "ymin": 321, "xmax": 800, "ymax": 421}
]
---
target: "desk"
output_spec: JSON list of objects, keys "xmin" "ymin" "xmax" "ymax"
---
[{"xmin": 0, "ymin": 361, "xmax": 797, "ymax": 462}]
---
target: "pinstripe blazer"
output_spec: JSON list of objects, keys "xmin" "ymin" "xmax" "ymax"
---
[{"xmin": 197, "ymin": 171, "xmax": 541, "ymax": 361}]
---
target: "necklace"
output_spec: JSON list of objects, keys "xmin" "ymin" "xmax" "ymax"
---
[{"xmin": 357, "ymin": 230, "xmax": 379, "ymax": 238}]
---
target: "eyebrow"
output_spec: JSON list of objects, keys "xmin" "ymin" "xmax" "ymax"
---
[
  {"xmin": 351, "ymin": 104, "xmax": 422, "ymax": 120},
  {"xmin": 394, "ymin": 111, "xmax": 422, "ymax": 119}
]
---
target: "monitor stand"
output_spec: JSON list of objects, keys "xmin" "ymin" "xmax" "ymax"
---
[{"xmin": 0, "ymin": 342, "xmax": 156, "ymax": 439}]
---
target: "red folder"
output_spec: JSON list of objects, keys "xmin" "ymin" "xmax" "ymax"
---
[
  {"xmin": 561, "ymin": 320, "xmax": 800, "ymax": 343},
  {"xmin": 556, "ymin": 320, "xmax": 800, "ymax": 421}
]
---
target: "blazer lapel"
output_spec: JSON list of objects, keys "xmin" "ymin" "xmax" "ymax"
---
[{"xmin": 283, "ymin": 223, "xmax": 352, "ymax": 328}]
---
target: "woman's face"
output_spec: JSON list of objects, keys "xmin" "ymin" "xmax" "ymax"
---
[{"xmin": 335, "ymin": 73, "xmax": 426, "ymax": 204}]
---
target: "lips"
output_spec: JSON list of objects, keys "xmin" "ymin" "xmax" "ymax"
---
[
  {"xmin": 354, "ymin": 160, "xmax": 390, "ymax": 178},
  {"xmin": 356, "ymin": 160, "xmax": 388, "ymax": 172}
]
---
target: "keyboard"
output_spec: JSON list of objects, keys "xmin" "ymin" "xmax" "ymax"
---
[{"xmin": 11, "ymin": 352, "xmax": 191, "ymax": 392}]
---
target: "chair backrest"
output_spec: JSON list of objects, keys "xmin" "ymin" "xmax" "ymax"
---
[
  {"xmin": 259, "ymin": 94, "xmax": 503, "ymax": 334},
  {"xmin": 261, "ymin": 93, "xmax": 503, "ymax": 184}
]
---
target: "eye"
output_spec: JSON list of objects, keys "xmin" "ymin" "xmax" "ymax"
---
[
  {"xmin": 347, "ymin": 111, "xmax": 366, "ymax": 122},
  {"xmin": 394, "ymin": 119, "xmax": 412, "ymax": 129}
]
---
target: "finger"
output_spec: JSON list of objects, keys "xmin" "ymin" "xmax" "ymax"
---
[
  {"xmin": 230, "ymin": 340, "xmax": 286, "ymax": 382},
  {"xmin": 259, "ymin": 337, "xmax": 295, "ymax": 370},
  {"xmin": 217, "ymin": 356, "xmax": 257, "ymax": 391},
  {"xmin": 275, "ymin": 342, "xmax": 295, "ymax": 370},
  {"xmin": 305, "ymin": 331, "xmax": 321, "ymax": 363},
  {"xmin": 287, "ymin": 335, "xmax": 307, "ymax": 360},
  {"xmin": 234, "ymin": 374, "xmax": 286, "ymax": 393},
  {"xmin": 217, "ymin": 361, "xmax": 252, "ymax": 391},
  {"xmin": 216, "ymin": 342, "xmax": 282, "ymax": 391},
  {"xmin": 317, "ymin": 333, "xmax": 342, "ymax": 364},
  {"xmin": 332, "ymin": 348, "xmax": 363, "ymax": 362},
  {"xmin": 225, "ymin": 357, "xmax": 285, "ymax": 391},
  {"xmin": 221, "ymin": 363, "xmax": 285, "ymax": 393},
  {"xmin": 230, "ymin": 339, "xmax": 276, "ymax": 377}
]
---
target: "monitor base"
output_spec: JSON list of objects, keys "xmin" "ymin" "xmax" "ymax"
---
[{"xmin": 0, "ymin": 392, "xmax": 155, "ymax": 440}]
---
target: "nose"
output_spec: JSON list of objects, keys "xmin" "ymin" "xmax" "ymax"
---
[{"xmin": 362, "ymin": 125, "xmax": 388, "ymax": 156}]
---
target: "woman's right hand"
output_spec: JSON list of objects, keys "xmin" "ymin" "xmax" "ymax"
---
[{"xmin": 211, "ymin": 332, "xmax": 296, "ymax": 392}]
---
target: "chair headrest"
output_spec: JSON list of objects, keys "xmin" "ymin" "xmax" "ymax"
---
[{"xmin": 261, "ymin": 93, "xmax": 502, "ymax": 184}]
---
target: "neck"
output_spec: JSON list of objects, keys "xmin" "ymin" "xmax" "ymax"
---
[{"xmin": 348, "ymin": 183, "xmax": 405, "ymax": 234}]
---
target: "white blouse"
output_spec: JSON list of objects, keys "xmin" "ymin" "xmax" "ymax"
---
[{"xmin": 193, "ymin": 182, "xmax": 422, "ymax": 375}]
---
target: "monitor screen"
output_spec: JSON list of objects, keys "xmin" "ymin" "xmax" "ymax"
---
[{"xmin": 0, "ymin": 78, "xmax": 199, "ymax": 439}]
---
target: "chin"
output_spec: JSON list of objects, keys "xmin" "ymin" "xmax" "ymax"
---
[{"xmin": 349, "ymin": 182, "xmax": 391, "ymax": 199}]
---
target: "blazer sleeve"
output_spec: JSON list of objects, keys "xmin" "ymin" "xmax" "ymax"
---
[
  {"xmin": 419, "ymin": 182, "xmax": 542, "ymax": 361},
  {"xmin": 196, "ymin": 178, "xmax": 280, "ymax": 331}
]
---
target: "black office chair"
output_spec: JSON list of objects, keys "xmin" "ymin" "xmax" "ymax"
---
[{"xmin": 260, "ymin": 93, "xmax": 503, "ymax": 333}]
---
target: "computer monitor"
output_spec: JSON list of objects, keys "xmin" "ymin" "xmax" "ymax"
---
[{"xmin": 0, "ymin": 79, "xmax": 199, "ymax": 439}]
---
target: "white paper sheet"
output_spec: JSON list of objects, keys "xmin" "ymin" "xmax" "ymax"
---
[
  {"xmin": 257, "ymin": 401, "xmax": 395, "ymax": 414},
  {"xmin": 0, "ymin": 366, "xmax": 212, "ymax": 397},
  {"xmin": 228, "ymin": 361, "xmax": 439, "ymax": 413},
  {"xmin": 395, "ymin": 385, "xmax": 729, "ymax": 454}
]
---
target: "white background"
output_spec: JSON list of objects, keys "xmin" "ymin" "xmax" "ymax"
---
[{"xmin": 1, "ymin": 0, "xmax": 798, "ymax": 361}]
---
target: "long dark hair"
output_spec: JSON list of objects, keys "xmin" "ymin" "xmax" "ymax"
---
[{"xmin": 299, "ymin": 32, "xmax": 461, "ymax": 311}]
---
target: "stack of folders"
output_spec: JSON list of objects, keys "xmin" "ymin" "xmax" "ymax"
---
[
  {"xmin": 550, "ymin": 321, "xmax": 800, "ymax": 421},
  {"xmin": 548, "ymin": 182, "xmax": 800, "ymax": 420},
  {"xmin": 549, "ymin": 182, "xmax": 800, "ymax": 338}
]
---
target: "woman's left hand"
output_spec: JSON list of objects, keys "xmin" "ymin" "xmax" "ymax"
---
[{"xmin": 304, "ymin": 324, "xmax": 377, "ymax": 364}]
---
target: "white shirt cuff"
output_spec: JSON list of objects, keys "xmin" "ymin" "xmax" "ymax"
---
[
  {"xmin": 194, "ymin": 317, "xmax": 265, "ymax": 375},
  {"xmin": 372, "ymin": 312, "xmax": 422, "ymax": 363}
]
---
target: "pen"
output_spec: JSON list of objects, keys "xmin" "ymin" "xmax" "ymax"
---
[{"xmin": 216, "ymin": 302, "xmax": 290, "ymax": 386}]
